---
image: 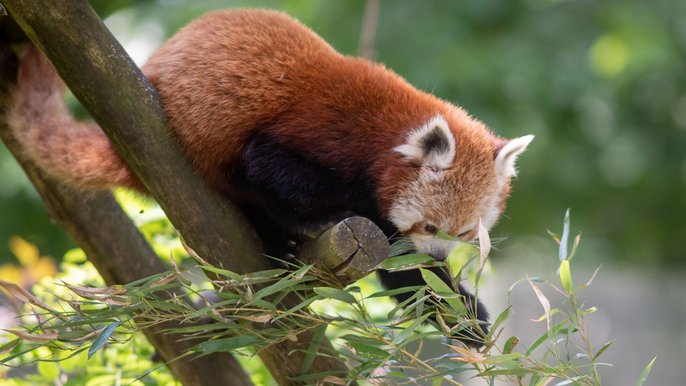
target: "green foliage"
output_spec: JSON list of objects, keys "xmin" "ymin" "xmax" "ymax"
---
[
  {"xmin": 0, "ymin": 212, "xmax": 656, "ymax": 385},
  {"xmin": 0, "ymin": 252, "xmax": 178, "ymax": 385}
]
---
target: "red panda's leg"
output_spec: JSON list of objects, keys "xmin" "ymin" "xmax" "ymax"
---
[
  {"xmin": 7, "ymin": 46, "xmax": 142, "ymax": 192},
  {"xmin": 377, "ymin": 267, "xmax": 489, "ymax": 348}
]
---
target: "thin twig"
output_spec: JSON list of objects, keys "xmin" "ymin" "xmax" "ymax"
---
[{"xmin": 359, "ymin": 0, "xmax": 381, "ymax": 60}]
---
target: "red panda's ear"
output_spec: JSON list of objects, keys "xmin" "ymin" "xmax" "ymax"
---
[
  {"xmin": 494, "ymin": 134, "xmax": 535, "ymax": 180},
  {"xmin": 394, "ymin": 115, "xmax": 456, "ymax": 170}
]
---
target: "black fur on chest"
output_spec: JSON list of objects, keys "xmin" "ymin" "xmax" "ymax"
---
[{"xmin": 226, "ymin": 132, "xmax": 394, "ymax": 257}]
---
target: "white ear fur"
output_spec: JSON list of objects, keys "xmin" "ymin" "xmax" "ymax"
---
[
  {"xmin": 495, "ymin": 134, "xmax": 535, "ymax": 179},
  {"xmin": 394, "ymin": 115, "xmax": 456, "ymax": 170}
]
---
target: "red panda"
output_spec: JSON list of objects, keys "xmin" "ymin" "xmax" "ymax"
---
[{"xmin": 8, "ymin": 9, "xmax": 533, "ymax": 346}]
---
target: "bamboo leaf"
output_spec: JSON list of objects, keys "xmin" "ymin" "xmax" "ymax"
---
[
  {"xmin": 0, "ymin": 279, "xmax": 61, "ymax": 316},
  {"xmin": 436, "ymin": 230, "xmax": 458, "ymax": 241},
  {"xmin": 88, "ymin": 321, "xmax": 121, "ymax": 359},
  {"xmin": 528, "ymin": 278, "xmax": 551, "ymax": 329},
  {"xmin": 378, "ymin": 254, "xmax": 435, "ymax": 271},
  {"xmin": 503, "ymin": 336, "xmax": 519, "ymax": 354},
  {"xmin": 193, "ymin": 336, "xmax": 263, "ymax": 355},
  {"xmin": 392, "ymin": 313, "xmax": 431, "ymax": 344},
  {"xmin": 490, "ymin": 306, "xmax": 511, "ymax": 337},
  {"xmin": 313, "ymin": 287, "xmax": 356, "ymax": 304},
  {"xmin": 479, "ymin": 368, "xmax": 534, "ymax": 377},
  {"xmin": 633, "ymin": 356, "xmax": 657, "ymax": 386},
  {"xmin": 559, "ymin": 260, "xmax": 573, "ymax": 293},
  {"xmin": 420, "ymin": 269, "xmax": 466, "ymax": 314},
  {"xmin": 346, "ymin": 341, "xmax": 389, "ymax": 360},
  {"xmin": 251, "ymin": 277, "xmax": 296, "ymax": 302},
  {"xmin": 558, "ymin": 209, "xmax": 570, "ymax": 261},
  {"xmin": 525, "ymin": 322, "xmax": 567, "ymax": 356},
  {"xmin": 593, "ymin": 340, "xmax": 613, "ymax": 360},
  {"xmin": 555, "ymin": 377, "xmax": 582, "ymax": 385},
  {"xmin": 3, "ymin": 329, "xmax": 58, "ymax": 343},
  {"xmin": 483, "ymin": 352, "xmax": 522, "ymax": 365},
  {"xmin": 0, "ymin": 338, "xmax": 20, "ymax": 355},
  {"xmin": 367, "ymin": 285, "xmax": 424, "ymax": 299},
  {"xmin": 198, "ymin": 265, "xmax": 243, "ymax": 281},
  {"xmin": 301, "ymin": 324, "xmax": 327, "ymax": 374}
]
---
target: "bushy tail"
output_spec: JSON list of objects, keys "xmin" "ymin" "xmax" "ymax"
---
[{"xmin": 8, "ymin": 46, "xmax": 141, "ymax": 191}]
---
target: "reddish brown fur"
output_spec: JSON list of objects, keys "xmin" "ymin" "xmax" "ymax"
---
[
  {"xmin": 143, "ymin": 10, "xmax": 504, "ymax": 216},
  {"xmin": 9, "ymin": 47, "xmax": 141, "ymax": 191},
  {"xmin": 9, "ymin": 9, "xmax": 506, "ymax": 223}
]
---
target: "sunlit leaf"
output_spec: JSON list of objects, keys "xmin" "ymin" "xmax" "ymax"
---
[
  {"xmin": 483, "ymin": 352, "xmax": 521, "ymax": 365},
  {"xmin": 367, "ymin": 285, "xmax": 424, "ymax": 299},
  {"xmin": 346, "ymin": 341, "xmax": 389, "ymax": 360},
  {"xmin": 378, "ymin": 254, "xmax": 436, "ymax": 271},
  {"xmin": 559, "ymin": 260, "xmax": 573, "ymax": 293},
  {"xmin": 420, "ymin": 269, "xmax": 466, "ymax": 314},
  {"xmin": 313, "ymin": 287, "xmax": 356, "ymax": 303}
]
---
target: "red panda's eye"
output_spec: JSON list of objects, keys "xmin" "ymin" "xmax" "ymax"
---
[{"xmin": 425, "ymin": 224, "xmax": 437, "ymax": 234}]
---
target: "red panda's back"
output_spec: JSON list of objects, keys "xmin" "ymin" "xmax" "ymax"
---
[{"xmin": 142, "ymin": 9, "xmax": 340, "ymax": 188}]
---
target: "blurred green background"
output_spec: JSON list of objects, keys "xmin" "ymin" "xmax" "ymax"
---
[{"xmin": 0, "ymin": 1, "xmax": 684, "ymax": 384}]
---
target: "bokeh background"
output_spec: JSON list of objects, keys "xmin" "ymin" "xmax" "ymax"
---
[{"xmin": 1, "ymin": 0, "xmax": 684, "ymax": 384}]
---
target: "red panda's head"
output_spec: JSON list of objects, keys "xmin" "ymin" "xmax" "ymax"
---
[{"xmin": 387, "ymin": 113, "xmax": 534, "ymax": 259}]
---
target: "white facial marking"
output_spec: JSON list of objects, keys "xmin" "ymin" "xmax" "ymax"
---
[
  {"xmin": 388, "ymin": 200, "xmax": 423, "ymax": 233},
  {"xmin": 394, "ymin": 114, "xmax": 456, "ymax": 170}
]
